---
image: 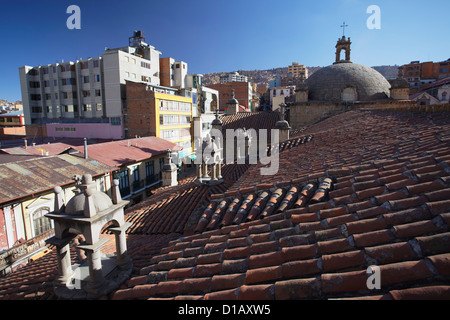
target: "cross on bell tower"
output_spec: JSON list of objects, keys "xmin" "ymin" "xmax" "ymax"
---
[{"xmin": 340, "ymin": 22, "xmax": 349, "ymax": 37}]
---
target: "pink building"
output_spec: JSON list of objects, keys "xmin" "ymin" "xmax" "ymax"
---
[{"xmin": 46, "ymin": 122, "xmax": 123, "ymax": 140}]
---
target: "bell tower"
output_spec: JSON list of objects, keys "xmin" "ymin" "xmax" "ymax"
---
[{"xmin": 334, "ymin": 22, "xmax": 352, "ymax": 64}]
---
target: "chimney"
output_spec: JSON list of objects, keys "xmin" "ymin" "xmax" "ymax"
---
[
  {"xmin": 24, "ymin": 139, "xmax": 28, "ymax": 149},
  {"xmin": 83, "ymin": 138, "xmax": 88, "ymax": 159}
]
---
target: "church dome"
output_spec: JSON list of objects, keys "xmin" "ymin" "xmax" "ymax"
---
[{"xmin": 305, "ymin": 63, "xmax": 391, "ymax": 102}]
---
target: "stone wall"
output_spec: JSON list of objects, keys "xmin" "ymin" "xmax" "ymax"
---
[
  {"xmin": 289, "ymin": 102, "xmax": 350, "ymax": 129},
  {"xmin": 289, "ymin": 100, "xmax": 425, "ymax": 129}
]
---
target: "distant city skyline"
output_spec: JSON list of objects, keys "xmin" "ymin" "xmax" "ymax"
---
[{"xmin": 1, "ymin": 0, "xmax": 449, "ymax": 102}]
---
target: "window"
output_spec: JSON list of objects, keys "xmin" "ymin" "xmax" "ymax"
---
[
  {"xmin": 93, "ymin": 60, "xmax": 99, "ymax": 68},
  {"xmin": 442, "ymin": 92, "xmax": 448, "ymax": 101},
  {"xmin": 146, "ymin": 161, "xmax": 154, "ymax": 177},
  {"xmin": 83, "ymin": 104, "xmax": 92, "ymax": 112},
  {"xmin": 116, "ymin": 170, "xmax": 130, "ymax": 196},
  {"xmin": 83, "ymin": 76, "xmax": 90, "ymax": 83},
  {"xmin": 45, "ymin": 93, "xmax": 52, "ymax": 100},
  {"xmin": 83, "ymin": 90, "xmax": 90, "ymax": 97},
  {"xmin": 141, "ymin": 75, "xmax": 149, "ymax": 82},
  {"xmin": 33, "ymin": 208, "xmax": 52, "ymax": 236},
  {"xmin": 132, "ymin": 166, "xmax": 139, "ymax": 183},
  {"xmin": 42, "ymin": 67, "xmax": 49, "ymax": 74},
  {"xmin": 132, "ymin": 58, "xmax": 136, "ymax": 64},
  {"xmin": 47, "ymin": 106, "xmax": 53, "ymax": 113},
  {"xmin": 30, "ymin": 94, "xmax": 41, "ymax": 101},
  {"xmin": 81, "ymin": 61, "xmax": 89, "ymax": 69},
  {"xmin": 96, "ymin": 103, "xmax": 102, "ymax": 111},
  {"xmin": 62, "ymin": 78, "xmax": 75, "ymax": 86},
  {"xmin": 95, "ymin": 74, "xmax": 100, "ymax": 82},
  {"xmin": 145, "ymin": 161, "xmax": 155, "ymax": 184},
  {"xmin": 111, "ymin": 117, "xmax": 121, "ymax": 125},
  {"xmin": 63, "ymin": 105, "xmax": 75, "ymax": 112},
  {"xmin": 31, "ymin": 106, "xmax": 42, "ymax": 113},
  {"xmin": 95, "ymin": 89, "xmax": 101, "ymax": 97},
  {"xmin": 141, "ymin": 61, "xmax": 151, "ymax": 69},
  {"xmin": 53, "ymin": 79, "xmax": 57, "ymax": 86},
  {"xmin": 29, "ymin": 81, "xmax": 40, "ymax": 88},
  {"xmin": 125, "ymin": 56, "xmax": 129, "ymax": 63}
]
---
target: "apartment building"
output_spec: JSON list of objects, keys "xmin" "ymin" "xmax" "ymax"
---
[
  {"xmin": 18, "ymin": 31, "xmax": 161, "ymax": 140},
  {"xmin": 219, "ymin": 71, "xmax": 248, "ymax": 84},
  {"xmin": 288, "ymin": 62, "xmax": 309, "ymax": 80},
  {"xmin": 288, "ymin": 62, "xmax": 308, "ymax": 80},
  {"xmin": 270, "ymin": 86, "xmax": 296, "ymax": 109},
  {"xmin": 159, "ymin": 57, "xmax": 188, "ymax": 88},
  {"xmin": 208, "ymin": 81, "xmax": 253, "ymax": 112},
  {"xmin": 0, "ymin": 110, "xmax": 25, "ymax": 136},
  {"xmin": 398, "ymin": 59, "xmax": 450, "ymax": 91}
]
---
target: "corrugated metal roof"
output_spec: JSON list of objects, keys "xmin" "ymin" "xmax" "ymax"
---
[
  {"xmin": 71, "ymin": 136, "xmax": 181, "ymax": 167},
  {"xmin": 0, "ymin": 154, "xmax": 116, "ymax": 205}
]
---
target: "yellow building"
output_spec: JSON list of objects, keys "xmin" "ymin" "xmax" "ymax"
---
[
  {"xmin": 155, "ymin": 92, "xmax": 193, "ymax": 157},
  {"xmin": 288, "ymin": 62, "xmax": 309, "ymax": 79},
  {"xmin": 125, "ymin": 81, "xmax": 194, "ymax": 161}
]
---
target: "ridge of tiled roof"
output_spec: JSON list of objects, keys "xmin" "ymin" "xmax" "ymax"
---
[{"xmin": 119, "ymin": 163, "xmax": 252, "ymax": 236}]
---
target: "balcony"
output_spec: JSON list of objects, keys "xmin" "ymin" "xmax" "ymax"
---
[
  {"xmin": 119, "ymin": 186, "xmax": 131, "ymax": 198},
  {"xmin": 132, "ymin": 179, "xmax": 145, "ymax": 192},
  {"xmin": 146, "ymin": 174, "xmax": 161, "ymax": 186}
]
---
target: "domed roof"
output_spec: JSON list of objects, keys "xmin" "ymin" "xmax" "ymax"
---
[
  {"xmin": 305, "ymin": 63, "xmax": 391, "ymax": 102},
  {"xmin": 65, "ymin": 190, "xmax": 113, "ymax": 216},
  {"xmin": 65, "ymin": 174, "xmax": 113, "ymax": 216}
]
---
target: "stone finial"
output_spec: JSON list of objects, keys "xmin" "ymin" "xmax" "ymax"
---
[
  {"xmin": 111, "ymin": 179, "xmax": 122, "ymax": 205},
  {"xmin": 279, "ymin": 103, "xmax": 286, "ymax": 121},
  {"xmin": 83, "ymin": 187, "xmax": 97, "ymax": 218},
  {"xmin": 211, "ymin": 108, "xmax": 222, "ymax": 126},
  {"xmin": 53, "ymin": 186, "xmax": 65, "ymax": 214}
]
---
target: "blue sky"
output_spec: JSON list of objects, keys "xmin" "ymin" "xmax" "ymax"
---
[{"xmin": 1, "ymin": 0, "xmax": 449, "ymax": 102}]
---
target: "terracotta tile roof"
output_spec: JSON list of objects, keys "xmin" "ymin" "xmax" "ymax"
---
[
  {"xmin": 120, "ymin": 163, "xmax": 251, "ymax": 235},
  {"xmin": 220, "ymin": 112, "xmax": 280, "ymax": 132},
  {"xmin": 109, "ymin": 109, "xmax": 450, "ymax": 300},
  {"xmin": 111, "ymin": 152, "xmax": 450, "ymax": 300},
  {"xmin": 2, "ymin": 108, "xmax": 450, "ymax": 300}
]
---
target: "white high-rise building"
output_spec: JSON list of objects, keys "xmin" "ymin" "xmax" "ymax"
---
[
  {"xmin": 19, "ymin": 31, "xmax": 161, "ymax": 139},
  {"xmin": 219, "ymin": 71, "xmax": 248, "ymax": 84}
]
